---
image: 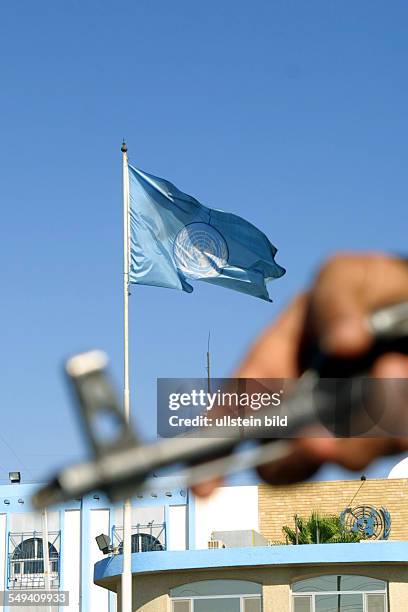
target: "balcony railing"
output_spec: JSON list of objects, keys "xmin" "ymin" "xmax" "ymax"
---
[
  {"xmin": 8, "ymin": 531, "xmax": 60, "ymax": 590},
  {"xmin": 112, "ymin": 522, "xmax": 166, "ymax": 553}
]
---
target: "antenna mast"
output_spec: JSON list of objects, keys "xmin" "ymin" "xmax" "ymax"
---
[{"xmin": 206, "ymin": 331, "xmax": 211, "ymax": 395}]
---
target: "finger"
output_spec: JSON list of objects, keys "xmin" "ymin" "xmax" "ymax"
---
[
  {"xmin": 369, "ymin": 353, "xmax": 408, "ymax": 437},
  {"xmin": 192, "ymin": 477, "xmax": 223, "ymax": 498},
  {"xmin": 256, "ymin": 354, "xmax": 408, "ymax": 485},
  {"xmin": 312, "ymin": 254, "xmax": 408, "ymax": 357},
  {"xmin": 299, "ymin": 437, "xmax": 408, "ymax": 471},
  {"xmin": 237, "ymin": 293, "xmax": 309, "ymax": 378},
  {"xmin": 256, "ymin": 441, "xmax": 322, "ymax": 485},
  {"xmin": 284, "ymin": 355, "xmax": 408, "ymax": 475},
  {"xmin": 372, "ymin": 353, "xmax": 408, "ymax": 378}
]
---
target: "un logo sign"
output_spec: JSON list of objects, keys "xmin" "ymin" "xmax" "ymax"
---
[{"xmin": 174, "ymin": 223, "xmax": 228, "ymax": 279}]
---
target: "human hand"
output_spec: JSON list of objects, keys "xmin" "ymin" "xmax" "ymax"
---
[{"xmin": 193, "ymin": 252, "xmax": 408, "ymax": 496}]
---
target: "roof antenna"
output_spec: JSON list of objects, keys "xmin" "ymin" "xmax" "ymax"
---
[{"xmin": 206, "ymin": 331, "xmax": 211, "ymax": 395}]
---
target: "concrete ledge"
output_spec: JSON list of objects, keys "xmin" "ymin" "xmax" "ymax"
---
[{"xmin": 94, "ymin": 541, "xmax": 408, "ymax": 584}]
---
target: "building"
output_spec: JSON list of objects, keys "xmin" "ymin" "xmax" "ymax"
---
[
  {"xmin": 0, "ymin": 467, "xmax": 407, "ymax": 611},
  {"xmin": 94, "ymin": 475, "xmax": 408, "ymax": 612},
  {"xmin": 0, "ymin": 481, "xmax": 188, "ymax": 612}
]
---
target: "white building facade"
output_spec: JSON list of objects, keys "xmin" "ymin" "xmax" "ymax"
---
[
  {"xmin": 2, "ymin": 470, "xmax": 408, "ymax": 612},
  {"xmin": 0, "ymin": 481, "xmax": 196, "ymax": 612}
]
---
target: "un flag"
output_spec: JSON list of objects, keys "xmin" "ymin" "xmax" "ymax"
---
[{"xmin": 129, "ymin": 165, "xmax": 285, "ymax": 301}]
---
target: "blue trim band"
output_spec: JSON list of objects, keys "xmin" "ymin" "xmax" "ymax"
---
[{"xmin": 94, "ymin": 541, "xmax": 408, "ymax": 584}]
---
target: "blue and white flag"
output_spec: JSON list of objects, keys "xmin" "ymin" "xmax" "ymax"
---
[{"xmin": 128, "ymin": 165, "xmax": 285, "ymax": 301}]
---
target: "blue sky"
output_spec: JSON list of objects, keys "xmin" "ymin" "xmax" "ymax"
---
[{"xmin": 0, "ymin": 1, "xmax": 407, "ymax": 483}]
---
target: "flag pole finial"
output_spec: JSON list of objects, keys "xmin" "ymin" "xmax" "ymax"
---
[{"xmin": 121, "ymin": 140, "xmax": 127, "ymax": 153}]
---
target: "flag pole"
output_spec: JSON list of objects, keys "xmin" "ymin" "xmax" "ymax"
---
[
  {"xmin": 41, "ymin": 507, "xmax": 52, "ymax": 612},
  {"xmin": 121, "ymin": 140, "xmax": 132, "ymax": 612}
]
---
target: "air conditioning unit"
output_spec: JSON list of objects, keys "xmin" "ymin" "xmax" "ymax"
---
[
  {"xmin": 208, "ymin": 539, "xmax": 226, "ymax": 549},
  {"xmin": 211, "ymin": 530, "xmax": 269, "ymax": 548}
]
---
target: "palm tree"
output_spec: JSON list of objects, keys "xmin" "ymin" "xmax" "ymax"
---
[{"xmin": 282, "ymin": 511, "xmax": 362, "ymax": 544}]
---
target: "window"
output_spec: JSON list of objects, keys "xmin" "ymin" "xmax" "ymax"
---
[
  {"xmin": 292, "ymin": 575, "xmax": 387, "ymax": 612},
  {"xmin": 9, "ymin": 533, "xmax": 60, "ymax": 590},
  {"xmin": 171, "ymin": 580, "xmax": 262, "ymax": 612}
]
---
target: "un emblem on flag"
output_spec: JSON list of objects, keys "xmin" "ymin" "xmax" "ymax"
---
[{"xmin": 174, "ymin": 223, "xmax": 229, "ymax": 279}]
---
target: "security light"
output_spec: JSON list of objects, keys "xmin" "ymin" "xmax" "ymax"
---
[
  {"xmin": 95, "ymin": 533, "xmax": 112, "ymax": 555},
  {"xmin": 9, "ymin": 472, "xmax": 21, "ymax": 484}
]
